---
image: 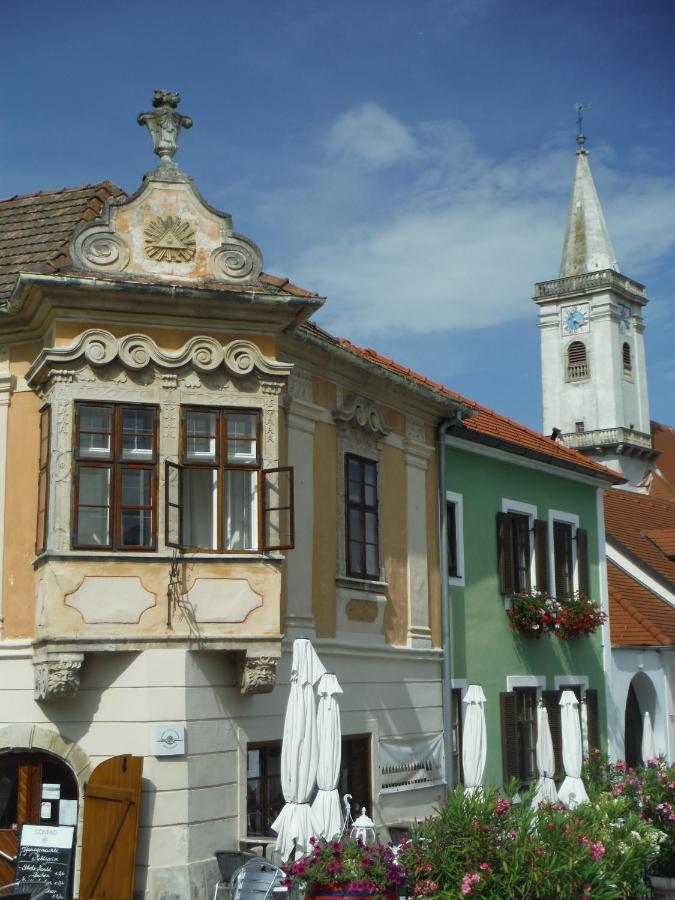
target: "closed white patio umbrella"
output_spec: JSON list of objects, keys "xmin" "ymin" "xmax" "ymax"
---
[
  {"xmin": 557, "ymin": 690, "xmax": 589, "ymax": 808},
  {"xmin": 271, "ymin": 639, "xmax": 326, "ymax": 859},
  {"xmin": 642, "ymin": 711, "xmax": 656, "ymax": 763},
  {"xmin": 531, "ymin": 706, "xmax": 558, "ymax": 809},
  {"xmin": 462, "ymin": 685, "xmax": 487, "ymax": 795},
  {"xmin": 311, "ymin": 672, "xmax": 344, "ymax": 840}
]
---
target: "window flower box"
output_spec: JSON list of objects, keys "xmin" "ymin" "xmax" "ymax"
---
[{"xmin": 506, "ymin": 591, "xmax": 606, "ymax": 640}]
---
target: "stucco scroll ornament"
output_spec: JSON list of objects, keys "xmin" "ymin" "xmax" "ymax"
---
[
  {"xmin": 34, "ymin": 653, "xmax": 84, "ymax": 701},
  {"xmin": 74, "ymin": 226, "xmax": 130, "ymax": 273},
  {"xmin": 332, "ymin": 396, "xmax": 392, "ymax": 437},
  {"xmin": 237, "ymin": 654, "xmax": 279, "ymax": 695},
  {"xmin": 137, "ymin": 90, "xmax": 193, "ymax": 173},
  {"xmin": 210, "ymin": 236, "xmax": 263, "ymax": 282}
]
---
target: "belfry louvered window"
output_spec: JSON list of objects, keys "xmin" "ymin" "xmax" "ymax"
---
[
  {"xmin": 567, "ymin": 341, "xmax": 589, "ymax": 381},
  {"xmin": 622, "ymin": 342, "xmax": 632, "ymax": 375}
]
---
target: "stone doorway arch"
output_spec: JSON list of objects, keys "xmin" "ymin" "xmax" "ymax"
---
[{"xmin": 624, "ymin": 672, "xmax": 658, "ymax": 768}]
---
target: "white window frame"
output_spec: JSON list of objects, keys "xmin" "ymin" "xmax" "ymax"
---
[
  {"xmin": 548, "ymin": 509, "xmax": 580, "ymax": 597},
  {"xmin": 501, "ymin": 498, "xmax": 537, "ymax": 592},
  {"xmin": 446, "ymin": 490, "xmax": 465, "ymax": 587},
  {"xmin": 506, "ymin": 674, "xmax": 546, "ymax": 700}
]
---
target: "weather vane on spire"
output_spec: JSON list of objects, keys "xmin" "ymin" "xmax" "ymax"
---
[{"xmin": 575, "ymin": 102, "xmax": 592, "ymax": 151}]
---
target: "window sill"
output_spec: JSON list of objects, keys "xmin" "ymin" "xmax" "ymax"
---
[
  {"xmin": 34, "ymin": 550, "xmax": 285, "ymax": 567},
  {"xmin": 335, "ymin": 574, "xmax": 388, "ymax": 594}
]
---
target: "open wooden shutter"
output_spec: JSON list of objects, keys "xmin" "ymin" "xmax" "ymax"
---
[
  {"xmin": 534, "ymin": 519, "xmax": 549, "ymax": 593},
  {"xmin": 500, "ymin": 692, "xmax": 519, "ymax": 784},
  {"xmin": 576, "ymin": 527, "xmax": 590, "ymax": 596},
  {"xmin": 79, "ymin": 755, "xmax": 143, "ymax": 900},
  {"xmin": 541, "ymin": 690, "xmax": 562, "ymax": 779},
  {"xmin": 262, "ymin": 467, "xmax": 294, "ymax": 551},
  {"xmin": 586, "ymin": 689, "xmax": 600, "ymax": 754},
  {"xmin": 497, "ymin": 512, "xmax": 514, "ymax": 595},
  {"xmin": 165, "ymin": 460, "xmax": 183, "ymax": 549}
]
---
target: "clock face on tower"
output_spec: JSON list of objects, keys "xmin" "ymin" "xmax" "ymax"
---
[{"xmin": 561, "ymin": 304, "xmax": 590, "ymax": 336}]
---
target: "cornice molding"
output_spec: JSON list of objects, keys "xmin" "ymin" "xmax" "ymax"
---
[{"xmin": 26, "ymin": 329, "xmax": 293, "ymax": 388}]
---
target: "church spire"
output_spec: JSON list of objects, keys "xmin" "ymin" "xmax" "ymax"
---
[{"xmin": 559, "ymin": 145, "xmax": 618, "ymax": 277}]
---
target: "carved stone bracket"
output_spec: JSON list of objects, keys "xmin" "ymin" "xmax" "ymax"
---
[
  {"xmin": 236, "ymin": 653, "xmax": 279, "ymax": 695},
  {"xmin": 26, "ymin": 330, "xmax": 293, "ymax": 389},
  {"xmin": 332, "ymin": 396, "xmax": 391, "ymax": 436},
  {"xmin": 33, "ymin": 652, "xmax": 84, "ymax": 701}
]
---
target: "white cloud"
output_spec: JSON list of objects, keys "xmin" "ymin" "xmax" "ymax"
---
[
  {"xmin": 254, "ymin": 104, "xmax": 675, "ymax": 341},
  {"xmin": 325, "ymin": 102, "xmax": 416, "ymax": 167}
]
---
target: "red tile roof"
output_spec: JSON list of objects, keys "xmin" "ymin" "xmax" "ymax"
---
[
  {"xmin": 605, "ymin": 490, "xmax": 675, "ymax": 588},
  {"xmin": 303, "ymin": 321, "xmax": 622, "ymax": 483},
  {"xmin": 651, "ymin": 421, "xmax": 675, "ymax": 502},
  {"xmin": 608, "ymin": 560, "xmax": 675, "ymax": 647},
  {"xmin": 0, "ymin": 183, "xmax": 319, "ymax": 303}
]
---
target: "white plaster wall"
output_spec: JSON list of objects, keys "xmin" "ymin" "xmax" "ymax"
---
[
  {"xmin": 0, "ymin": 642, "xmax": 444, "ymax": 899},
  {"xmin": 608, "ymin": 647, "xmax": 675, "ymax": 763}
]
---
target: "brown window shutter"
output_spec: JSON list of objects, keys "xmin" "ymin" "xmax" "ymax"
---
[
  {"xmin": 497, "ymin": 512, "xmax": 515, "ymax": 595},
  {"xmin": 576, "ymin": 527, "xmax": 590, "ymax": 596},
  {"xmin": 534, "ymin": 519, "xmax": 549, "ymax": 593},
  {"xmin": 500, "ymin": 692, "xmax": 519, "ymax": 783},
  {"xmin": 541, "ymin": 690, "xmax": 563, "ymax": 779},
  {"xmin": 586, "ymin": 689, "xmax": 600, "ymax": 753}
]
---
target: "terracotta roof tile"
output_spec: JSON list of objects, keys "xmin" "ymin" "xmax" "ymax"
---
[
  {"xmin": 0, "ymin": 183, "xmax": 320, "ymax": 304},
  {"xmin": 302, "ymin": 321, "xmax": 620, "ymax": 482},
  {"xmin": 608, "ymin": 560, "xmax": 675, "ymax": 647},
  {"xmin": 651, "ymin": 421, "xmax": 675, "ymax": 502},
  {"xmin": 605, "ymin": 490, "xmax": 675, "ymax": 587}
]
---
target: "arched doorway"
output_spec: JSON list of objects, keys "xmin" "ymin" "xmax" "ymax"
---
[{"xmin": 0, "ymin": 750, "xmax": 78, "ymax": 886}]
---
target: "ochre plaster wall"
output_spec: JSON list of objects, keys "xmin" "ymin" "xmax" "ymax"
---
[
  {"xmin": 3, "ymin": 390, "xmax": 41, "ymax": 637},
  {"xmin": 426, "ymin": 460, "xmax": 441, "ymax": 648},
  {"xmin": 381, "ymin": 444, "xmax": 407, "ymax": 646},
  {"xmin": 313, "ymin": 422, "xmax": 337, "ymax": 637}
]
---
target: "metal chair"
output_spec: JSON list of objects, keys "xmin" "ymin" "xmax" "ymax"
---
[
  {"xmin": 227, "ymin": 858, "xmax": 285, "ymax": 900},
  {"xmin": 0, "ymin": 883, "xmax": 49, "ymax": 899},
  {"xmin": 212, "ymin": 851, "xmax": 257, "ymax": 899}
]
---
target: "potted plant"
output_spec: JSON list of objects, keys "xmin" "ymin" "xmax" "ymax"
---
[
  {"xmin": 506, "ymin": 590, "xmax": 606, "ymax": 640},
  {"xmin": 282, "ymin": 836, "xmax": 407, "ymax": 900},
  {"xmin": 554, "ymin": 592, "xmax": 607, "ymax": 640}
]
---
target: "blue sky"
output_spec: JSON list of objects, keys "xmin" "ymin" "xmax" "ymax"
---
[{"xmin": 2, "ymin": 0, "xmax": 674, "ymax": 430}]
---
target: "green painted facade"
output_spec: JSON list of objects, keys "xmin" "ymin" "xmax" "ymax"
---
[{"xmin": 446, "ymin": 441, "xmax": 606, "ymax": 787}]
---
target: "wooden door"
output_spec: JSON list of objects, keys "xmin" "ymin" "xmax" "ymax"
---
[
  {"xmin": 0, "ymin": 752, "xmax": 77, "ymax": 886},
  {"xmin": 79, "ymin": 755, "xmax": 143, "ymax": 900}
]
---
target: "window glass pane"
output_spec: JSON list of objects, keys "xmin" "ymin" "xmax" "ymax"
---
[
  {"xmin": 349, "ymin": 509, "xmax": 362, "ymax": 541},
  {"xmin": 79, "ymin": 467, "xmax": 111, "ymax": 506},
  {"xmin": 185, "ymin": 410, "xmax": 217, "ymax": 462},
  {"xmin": 122, "ymin": 407, "xmax": 154, "ymax": 434},
  {"xmin": 77, "ymin": 507, "xmax": 110, "ymax": 546},
  {"xmin": 349, "ymin": 540, "xmax": 362, "ymax": 574},
  {"xmin": 121, "ymin": 468, "xmax": 152, "ymax": 506},
  {"xmin": 365, "ymin": 543, "xmax": 378, "ymax": 577},
  {"xmin": 121, "ymin": 510, "xmax": 152, "ymax": 547},
  {"xmin": 364, "ymin": 462, "xmax": 377, "ymax": 487},
  {"xmin": 182, "ymin": 467, "xmax": 218, "ymax": 549},
  {"xmin": 223, "ymin": 469, "xmax": 257, "ymax": 550},
  {"xmin": 227, "ymin": 413, "xmax": 258, "ymax": 463},
  {"xmin": 365, "ymin": 512, "xmax": 377, "ymax": 544},
  {"xmin": 80, "ymin": 405, "xmax": 112, "ymax": 433},
  {"xmin": 122, "ymin": 433, "xmax": 153, "ymax": 460},
  {"xmin": 364, "ymin": 483, "xmax": 377, "ymax": 507},
  {"xmin": 348, "ymin": 477, "xmax": 361, "ymax": 503}
]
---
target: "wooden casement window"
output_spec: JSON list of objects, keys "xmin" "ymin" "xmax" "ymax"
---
[
  {"xmin": 567, "ymin": 341, "xmax": 589, "ymax": 380},
  {"xmin": 36, "ymin": 406, "xmax": 51, "ymax": 555},
  {"xmin": 500, "ymin": 687, "xmax": 538, "ymax": 784},
  {"xmin": 73, "ymin": 403, "xmax": 158, "ymax": 550},
  {"xmin": 452, "ymin": 688, "xmax": 464, "ymax": 785},
  {"xmin": 541, "ymin": 687, "xmax": 600, "ymax": 780},
  {"xmin": 166, "ymin": 406, "xmax": 294, "ymax": 552},
  {"xmin": 553, "ymin": 521, "xmax": 574, "ymax": 599},
  {"xmin": 622, "ymin": 342, "xmax": 632, "ymax": 375},
  {"xmin": 447, "ymin": 501, "xmax": 459, "ymax": 578},
  {"xmin": 345, "ymin": 454, "xmax": 379, "ymax": 579},
  {"xmin": 497, "ymin": 513, "xmax": 549, "ymax": 594},
  {"xmin": 576, "ymin": 527, "xmax": 590, "ymax": 597},
  {"xmin": 247, "ymin": 736, "xmax": 370, "ymax": 837}
]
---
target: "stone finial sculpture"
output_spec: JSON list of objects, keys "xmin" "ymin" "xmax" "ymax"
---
[{"xmin": 138, "ymin": 90, "xmax": 193, "ymax": 171}]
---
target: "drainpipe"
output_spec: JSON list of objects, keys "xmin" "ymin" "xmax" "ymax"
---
[{"xmin": 437, "ymin": 411, "xmax": 465, "ymax": 798}]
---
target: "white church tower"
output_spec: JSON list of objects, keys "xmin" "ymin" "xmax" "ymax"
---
[{"xmin": 534, "ymin": 130, "xmax": 657, "ymax": 487}]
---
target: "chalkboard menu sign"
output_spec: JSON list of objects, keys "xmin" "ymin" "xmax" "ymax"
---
[{"xmin": 15, "ymin": 824, "xmax": 74, "ymax": 900}]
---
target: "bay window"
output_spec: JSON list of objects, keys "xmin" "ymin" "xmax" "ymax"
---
[{"xmin": 73, "ymin": 402, "xmax": 158, "ymax": 550}]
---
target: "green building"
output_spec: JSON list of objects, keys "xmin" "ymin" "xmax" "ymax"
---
[{"xmin": 440, "ymin": 405, "xmax": 621, "ymax": 788}]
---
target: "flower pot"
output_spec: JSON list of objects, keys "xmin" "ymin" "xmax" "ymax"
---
[{"xmin": 650, "ymin": 874, "xmax": 675, "ymax": 899}]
